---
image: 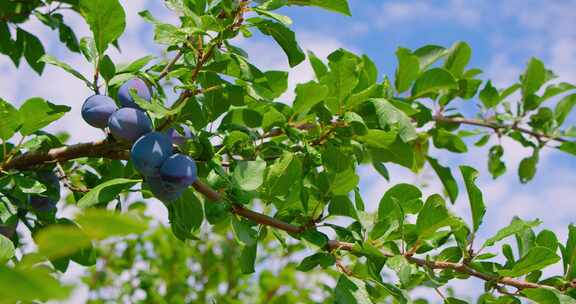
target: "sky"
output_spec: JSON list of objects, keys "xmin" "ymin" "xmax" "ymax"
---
[{"xmin": 1, "ymin": 0, "xmax": 576, "ymax": 302}]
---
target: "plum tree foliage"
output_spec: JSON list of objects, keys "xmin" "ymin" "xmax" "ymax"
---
[{"xmin": 1, "ymin": 0, "xmax": 576, "ymax": 303}]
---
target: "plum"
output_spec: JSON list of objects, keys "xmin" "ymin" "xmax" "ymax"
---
[
  {"xmin": 166, "ymin": 124, "xmax": 194, "ymax": 146},
  {"xmin": 108, "ymin": 108, "xmax": 153, "ymax": 142},
  {"xmin": 35, "ymin": 170, "xmax": 61, "ymax": 201},
  {"xmin": 81, "ymin": 95, "xmax": 118, "ymax": 128},
  {"xmin": 0, "ymin": 224, "xmax": 17, "ymax": 239},
  {"xmin": 146, "ymin": 176, "xmax": 185, "ymax": 203},
  {"xmin": 28, "ymin": 195, "xmax": 57, "ymax": 213},
  {"xmin": 118, "ymin": 78, "xmax": 152, "ymax": 109},
  {"xmin": 160, "ymin": 154, "xmax": 197, "ymax": 188},
  {"xmin": 131, "ymin": 132, "xmax": 174, "ymax": 176}
]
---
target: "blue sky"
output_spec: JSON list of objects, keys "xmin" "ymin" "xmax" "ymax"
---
[{"xmin": 1, "ymin": 1, "xmax": 576, "ymax": 302}]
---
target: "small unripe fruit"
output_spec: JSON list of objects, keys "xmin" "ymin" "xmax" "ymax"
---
[
  {"xmin": 118, "ymin": 78, "xmax": 151, "ymax": 109},
  {"xmin": 131, "ymin": 132, "xmax": 174, "ymax": 176},
  {"xmin": 166, "ymin": 124, "xmax": 194, "ymax": 147},
  {"xmin": 146, "ymin": 176, "xmax": 185, "ymax": 203},
  {"xmin": 81, "ymin": 95, "xmax": 118, "ymax": 128},
  {"xmin": 108, "ymin": 108, "xmax": 152, "ymax": 142},
  {"xmin": 160, "ymin": 154, "xmax": 198, "ymax": 188}
]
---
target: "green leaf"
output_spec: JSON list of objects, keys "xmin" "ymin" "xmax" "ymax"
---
[
  {"xmin": 0, "ymin": 266, "xmax": 73, "ymax": 302},
  {"xmin": 519, "ymin": 152, "xmax": 539, "ymax": 184},
  {"xmin": 378, "ymin": 183, "xmax": 422, "ymax": 221},
  {"xmin": 328, "ymin": 196, "xmax": 358, "ymax": 219},
  {"xmin": 0, "ymin": 98, "xmax": 21, "ymax": 140},
  {"xmin": 416, "ymin": 194, "xmax": 453, "ymax": 239},
  {"xmin": 99, "ymin": 54, "xmax": 116, "ymax": 82},
  {"xmin": 296, "ymin": 252, "xmax": 336, "ymax": 271},
  {"xmin": 117, "ymin": 55, "xmax": 155, "ymax": 73},
  {"xmin": 395, "ymin": 47, "xmax": 420, "ymax": 93},
  {"xmin": 522, "ymin": 57, "xmax": 546, "ymax": 97},
  {"xmin": 76, "ymin": 209, "xmax": 148, "ymax": 239},
  {"xmin": 443, "ymin": 41, "xmax": 471, "ymax": 77},
  {"xmin": 325, "ymin": 52, "xmax": 359, "ymax": 112},
  {"xmin": 433, "ymin": 129, "xmax": 468, "ymax": 153},
  {"xmin": 79, "ymin": 0, "xmax": 126, "ymax": 55},
  {"xmin": 479, "ymin": 81, "xmax": 500, "ymax": 108},
  {"xmin": 522, "ymin": 288, "xmax": 576, "ymax": 304},
  {"xmin": 265, "ymin": 152, "xmax": 302, "ymax": 197},
  {"xmin": 460, "ymin": 166, "xmax": 486, "ymax": 232},
  {"xmin": 413, "ymin": 45, "xmax": 446, "ymax": 70},
  {"xmin": 488, "ymin": 144, "xmax": 506, "ymax": 179},
  {"xmin": 427, "ymin": 157, "xmax": 458, "ymax": 204},
  {"xmin": 253, "ymin": 8, "xmax": 292, "ymax": 26},
  {"xmin": 18, "ymin": 98, "xmax": 71, "ymax": 135},
  {"xmin": 17, "ymin": 28, "xmax": 45, "ymax": 74},
  {"xmin": 555, "ymin": 93, "xmax": 576, "ymax": 125},
  {"xmin": 334, "ymin": 275, "xmax": 373, "ymax": 304},
  {"xmin": 252, "ymin": 19, "xmax": 305, "ymax": 67},
  {"xmin": 79, "ymin": 37, "xmax": 97, "ymax": 62},
  {"xmin": 292, "ymin": 81, "xmax": 329, "ymax": 116},
  {"xmin": 77, "ymin": 178, "xmax": 140, "ymax": 208},
  {"xmin": 536, "ymin": 229, "xmax": 559, "ymax": 251},
  {"xmin": 308, "ymin": 50, "xmax": 328, "ymax": 79},
  {"xmin": 240, "ymin": 244, "xmax": 257, "ymax": 274},
  {"xmin": 233, "ymin": 159, "xmax": 267, "ymax": 191},
  {"xmin": 369, "ymin": 98, "xmax": 418, "ymax": 142},
  {"xmin": 358, "ymin": 129, "xmax": 397, "ymax": 149},
  {"xmin": 168, "ymin": 190, "xmax": 203, "ymax": 240},
  {"xmin": 498, "ymin": 246, "xmax": 560, "ymax": 277},
  {"xmin": 563, "ymin": 224, "xmax": 576, "ymax": 280},
  {"xmin": 411, "ymin": 68, "xmax": 458, "ymax": 98},
  {"xmin": 39, "ymin": 55, "xmax": 93, "ymax": 88},
  {"xmin": 482, "ymin": 217, "xmax": 542, "ymax": 248},
  {"xmin": 35, "ymin": 225, "xmax": 91, "ymax": 260},
  {"xmin": 369, "ymin": 137, "xmax": 415, "ymax": 169},
  {"xmin": 0, "ymin": 234, "xmax": 14, "ymax": 264},
  {"xmin": 329, "ymin": 168, "xmax": 359, "ymax": 196},
  {"xmin": 288, "ymin": 0, "xmax": 351, "ymax": 16}
]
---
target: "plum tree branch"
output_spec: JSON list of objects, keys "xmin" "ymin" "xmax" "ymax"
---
[
  {"xmin": 434, "ymin": 115, "xmax": 571, "ymax": 144},
  {"xmin": 0, "ymin": 137, "xmax": 567, "ymax": 296},
  {"xmin": 326, "ymin": 241, "xmax": 551, "ymax": 294}
]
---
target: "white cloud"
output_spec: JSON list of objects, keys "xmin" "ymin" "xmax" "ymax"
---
[{"xmin": 369, "ymin": 0, "xmax": 482, "ymax": 29}]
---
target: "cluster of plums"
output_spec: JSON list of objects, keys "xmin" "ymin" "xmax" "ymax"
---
[{"xmin": 81, "ymin": 78, "xmax": 197, "ymax": 203}]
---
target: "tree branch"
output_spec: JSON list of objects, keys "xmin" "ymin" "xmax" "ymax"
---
[
  {"xmin": 326, "ymin": 240, "xmax": 545, "ymax": 292},
  {"xmin": 434, "ymin": 115, "xmax": 570, "ymax": 144}
]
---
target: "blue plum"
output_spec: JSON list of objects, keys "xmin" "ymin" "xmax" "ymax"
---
[
  {"xmin": 160, "ymin": 154, "xmax": 197, "ymax": 188},
  {"xmin": 108, "ymin": 108, "xmax": 153, "ymax": 142},
  {"xmin": 28, "ymin": 195, "xmax": 57, "ymax": 213},
  {"xmin": 36, "ymin": 170, "xmax": 61, "ymax": 202},
  {"xmin": 166, "ymin": 124, "xmax": 194, "ymax": 146},
  {"xmin": 146, "ymin": 176, "xmax": 185, "ymax": 203},
  {"xmin": 131, "ymin": 132, "xmax": 174, "ymax": 176},
  {"xmin": 118, "ymin": 78, "xmax": 152, "ymax": 109},
  {"xmin": 81, "ymin": 95, "xmax": 118, "ymax": 128}
]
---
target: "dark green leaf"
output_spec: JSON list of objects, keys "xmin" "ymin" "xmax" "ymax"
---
[
  {"xmin": 252, "ymin": 19, "xmax": 305, "ymax": 67},
  {"xmin": 79, "ymin": 0, "xmax": 126, "ymax": 55},
  {"xmin": 0, "ymin": 98, "xmax": 21, "ymax": 140},
  {"xmin": 288, "ymin": 0, "xmax": 351, "ymax": 16},
  {"xmin": 498, "ymin": 246, "xmax": 560, "ymax": 277},
  {"xmin": 233, "ymin": 159, "xmax": 267, "ymax": 191},
  {"xmin": 39, "ymin": 55, "xmax": 93, "ymax": 88},
  {"xmin": 482, "ymin": 218, "xmax": 542, "ymax": 248},
  {"xmin": 427, "ymin": 157, "xmax": 458, "ymax": 204},
  {"xmin": 77, "ymin": 178, "xmax": 140, "ymax": 208},
  {"xmin": 411, "ymin": 68, "xmax": 458, "ymax": 98},
  {"xmin": 395, "ymin": 47, "xmax": 420, "ymax": 93},
  {"xmin": 18, "ymin": 98, "xmax": 71, "ymax": 135},
  {"xmin": 460, "ymin": 166, "xmax": 486, "ymax": 232},
  {"xmin": 522, "ymin": 57, "xmax": 546, "ymax": 97}
]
